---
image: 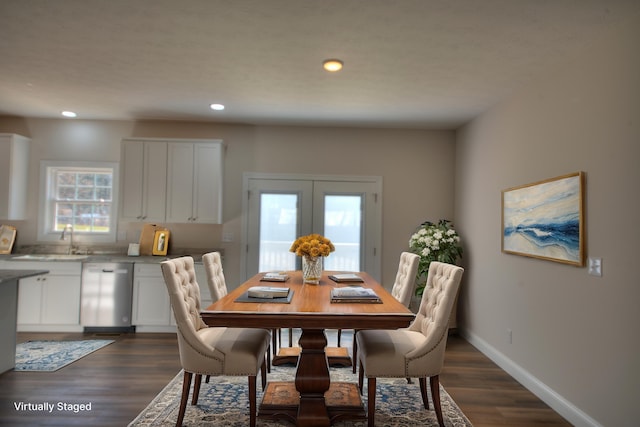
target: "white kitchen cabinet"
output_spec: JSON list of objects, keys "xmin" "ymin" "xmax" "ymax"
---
[
  {"xmin": 131, "ymin": 263, "xmax": 173, "ymax": 332},
  {"xmin": 120, "ymin": 139, "xmax": 167, "ymax": 222},
  {"xmin": 131, "ymin": 262, "xmax": 211, "ymax": 332},
  {"xmin": 195, "ymin": 263, "xmax": 212, "ymax": 308},
  {"xmin": 0, "ymin": 134, "xmax": 30, "ymax": 220},
  {"xmin": 3, "ymin": 261, "xmax": 83, "ymax": 332},
  {"xmin": 166, "ymin": 141, "xmax": 223, "ymax": 224}
]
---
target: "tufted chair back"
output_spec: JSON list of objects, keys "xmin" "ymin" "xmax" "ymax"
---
[
  {"xmin": 202, "ymin": 252, "xmax": 228, "ymax": 302},
  {"xmin": 161, "ymin": 256, "xmax": 225, "ymax": 371},
  {"xmin": 406, "ymin": 261, "xmax": 464, "ymax": 374},
  {"xmin": 390, "ymin": 252, "xmax": 420, "ymax": 307}
]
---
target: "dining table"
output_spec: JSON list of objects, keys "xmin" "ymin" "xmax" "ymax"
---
[{"xmin": 201, "ymin": 270, "xmax": 415, "ymax": 427}]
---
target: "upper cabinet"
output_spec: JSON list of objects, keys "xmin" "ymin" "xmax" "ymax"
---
[
  {"xmin": 120, "ymin": 139, "xmax": 168, "ymax": 222},
  {"xmin": 166, "ymin": 141, "xmax": 223, "ymax": 224},
  {"xmin": 0, "ymin": 134, "xmax": 30, "ymax": 220},
  {"xmin": 120, "ymin": 138, "xmax": 223, "ymax": 224}
]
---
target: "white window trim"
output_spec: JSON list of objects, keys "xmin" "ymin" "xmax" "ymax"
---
[{"xmin": 38, "ymin": 160, "xmax": 120, "ymax": 244}]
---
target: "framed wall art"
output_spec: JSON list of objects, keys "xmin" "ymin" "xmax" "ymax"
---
[{"xmin": 502, "ymin": 171, "xmax": 585, "ymax": 266}]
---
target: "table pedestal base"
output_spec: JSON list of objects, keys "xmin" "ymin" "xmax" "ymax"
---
[{"xmin": 259, "ymin": 381, "xmax": 366, "ymax": 425}]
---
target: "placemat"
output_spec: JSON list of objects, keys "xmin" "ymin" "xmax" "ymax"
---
[{"xmin": 234, "ymin": 290, "xmax": 294, "ymax": 303}]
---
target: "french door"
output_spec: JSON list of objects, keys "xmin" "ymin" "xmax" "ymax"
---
[{"xmin": 242, "ymin": 174, "xmax": 382, "ymax": 281}]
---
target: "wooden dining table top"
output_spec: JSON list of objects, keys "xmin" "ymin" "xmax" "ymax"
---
[{"xmin": 201, "ymin": 270, "xmax": 415, "ymax": 330}]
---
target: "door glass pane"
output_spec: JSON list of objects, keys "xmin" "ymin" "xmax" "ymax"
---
[
  {"xmin": 259, "ymin": 193, "xmax": 298, "ymax": 272},
  {"xmin": 323, "ymin": 195, "xmax": 361, "ymax": 271}
]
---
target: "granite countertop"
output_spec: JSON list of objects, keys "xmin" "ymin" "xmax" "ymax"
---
[
  {"xmin": 0, "ymin": 269, "xmax": 49, "ymax": 283},
  {"xmin": 0, "ymin": 253, "xmax": 207, "ymax": 264}
]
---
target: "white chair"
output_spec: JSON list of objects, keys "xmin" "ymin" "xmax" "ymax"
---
[
  {"xmin": 202, "ymin": 251, "xmax": 274, "ymax": 367},
  {"xmin": 356, "ymin": 261, "xmax": 464, "ymax": 427},
  {"xmin": 161, "ymin": 256, "xmax": 271, "ymax": 427},
  {"xmin": 201, "ymin": 251, "xmax": 228, "ymax": 301},
  {"xmin": 349, "ymin": 251, "xmax": 420, "ymax": 373}
]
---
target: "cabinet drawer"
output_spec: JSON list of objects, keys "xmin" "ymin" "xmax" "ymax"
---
[{"xmin": 134, "ymin": 263, "xmax": 162, "ymax": 277}]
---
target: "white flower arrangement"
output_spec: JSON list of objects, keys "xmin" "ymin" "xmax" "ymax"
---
[{"xmin": 409, "ymin": 219, "xmax": 463, "ymax": 295}]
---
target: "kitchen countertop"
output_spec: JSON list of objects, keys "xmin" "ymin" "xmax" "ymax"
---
[
  {"xmin": 0, "ymin": 254, "xmax": 205, "ymax": 264},
  {"xmin": 0, "ymin": 269, "xmax": 49, "ymax": 283}
]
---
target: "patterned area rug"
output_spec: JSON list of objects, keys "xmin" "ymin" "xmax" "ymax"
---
[
  {"xmin": 15, "ymin": 340, "xmax": 115, "ymax": 372},
  {"xmin": 129, "ymin": 365, "xmax": 473, "ymax": 426}
]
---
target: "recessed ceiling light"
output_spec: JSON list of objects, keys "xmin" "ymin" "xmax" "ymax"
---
[
  {"xmin": 323, "ymin": 59, "xmax": 344, "ymax": 72},
  {"xmin": 61, "ymin": 111, "xmax": 77, "ymax": 118},
  {"xmin": 210, "ymin": 103, "xmax": 225, "ymax": 111}
]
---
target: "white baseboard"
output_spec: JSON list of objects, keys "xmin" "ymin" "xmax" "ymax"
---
[
  {"xmin": 17, "ymin": 325, "xmax": 83, "ymax": 333},
  {"xmin": 134, "ymin": 325, "xmax": 176, "ymax": 333},
  {"xmin": 459, "ymin": 328, "xmax": 602, "ymax": 427}
]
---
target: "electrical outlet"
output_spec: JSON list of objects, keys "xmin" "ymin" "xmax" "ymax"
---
[
  {"xmin": 222, "ymin": 231, "xmax": 234, "ymax": 242},
  {"xmin": 588, "ymin": 257, "xmax": 602, "ymax": 276}
]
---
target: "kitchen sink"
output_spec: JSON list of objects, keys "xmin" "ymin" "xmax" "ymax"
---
[{"xmin": 11, "ymin": 254, "xmax": 89, "ymax": 261}]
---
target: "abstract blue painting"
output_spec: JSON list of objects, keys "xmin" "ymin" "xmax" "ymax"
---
[{"xmin": 502, "ymin": 172, "xmax": 584, "ymax": 266}]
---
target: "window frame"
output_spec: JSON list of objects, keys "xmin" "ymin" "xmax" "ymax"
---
[{"xmin": 38, "ymin": 161, "xmax": 120, "ymax": 244}]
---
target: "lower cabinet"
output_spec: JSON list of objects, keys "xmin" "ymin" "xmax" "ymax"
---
[
  {"xmin": 8, "ymin": 261, "xmax": 83, "ymax": 332},
  {"xmin": 1, "ymin": 259, "xmax": 210, "ymax": 333},
  {"xmin": 132, "ymin": 262, "xmax": 210, "ymax": 332}
]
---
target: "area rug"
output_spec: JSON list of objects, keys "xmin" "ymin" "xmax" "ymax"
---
[
  {"xmin": 128, "ymin": 365, "xmax": 473, "ymax": 426},
  {"xmin": 15, "ymin": 340, "xmax": 115, "ymax": 372}
]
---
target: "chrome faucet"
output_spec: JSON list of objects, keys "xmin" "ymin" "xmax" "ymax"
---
[{"xmin": 60, "ymin": 224, "xmax": 75, "ymax": 254}]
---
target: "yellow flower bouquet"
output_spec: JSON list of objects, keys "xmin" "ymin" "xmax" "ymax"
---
[
  {"xmin": 289, "ymin": 234, "xmax": 335, "ymax": 258},
  {"xmin": 290, "ymin": 234, "xmax": 335, "ymax": 284}
]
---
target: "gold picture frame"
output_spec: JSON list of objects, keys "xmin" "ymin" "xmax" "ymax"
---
[
  {"xmin": 0, "ymin": 225, "xmax": 17, "ymax": 254},
  {"xmin": 152, "ymin": 230, "xmax": 170, "ymax": 256},
  {"xmin": 502, "ymin": 171, "xmax": 585, "ymax": 266}
]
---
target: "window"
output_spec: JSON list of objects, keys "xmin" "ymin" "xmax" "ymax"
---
[{"xmin": 39, "ymin": 161, "xmax": 119, "ymax": 243}]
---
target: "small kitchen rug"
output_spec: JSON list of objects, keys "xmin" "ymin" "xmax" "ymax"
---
[
  {"xmin": 15, "ymin": 340, "xmax": 114, "ymax": 372},
  {"xmin": 128, "ymin": 366, "xmax": 473, "ymax": 427}
]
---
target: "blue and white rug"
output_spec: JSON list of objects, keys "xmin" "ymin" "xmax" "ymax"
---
[
  {"xmin": 15, "ymin": 340, "xmax": 115, "ymax": 372},
  {"xmin": 128, "ymin": 365, "xmax": 473, "ymax": 426}
]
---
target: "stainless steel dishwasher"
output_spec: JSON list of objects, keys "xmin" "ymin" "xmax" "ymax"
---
[{"xmin": 81, "ymin": 262, "xmax": 135, "ymax": 332}]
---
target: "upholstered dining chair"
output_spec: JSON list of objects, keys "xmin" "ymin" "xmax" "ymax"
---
[
  {"xmin": 346, "ymin": 251, "xmax": 420, "ymax": 373},
  {"xmin": 201, "ymin": 251, "xmax": 228, "ymax": 301},
  {"xmin": 161, "ymin": 256, "xmax": 271, "ymax": 427},
  {"xmin": 356, "ymin": 261, "xmax": 464, "ymax": 427},
  {"xmin": 202, "ymin": 251, "xmax": 275, "ymax": 366}
]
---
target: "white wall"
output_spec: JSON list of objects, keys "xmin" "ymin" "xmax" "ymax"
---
[
  {"xmin": 0, "ymin": 117, "xmax": 455, "ymax": 290},
  {"xmin": 455, "ymin": 10, "xmax": 640, "ymax": 427}
]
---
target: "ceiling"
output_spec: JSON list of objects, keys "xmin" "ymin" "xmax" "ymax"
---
[{"xmin": 0, "ymin": 0, "xmax": 632, "ymax": 129}]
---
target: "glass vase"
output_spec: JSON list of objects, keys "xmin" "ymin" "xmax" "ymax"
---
[{"xmin": 302, "ymin": 255, "xmax": 322, "ymax": 284}]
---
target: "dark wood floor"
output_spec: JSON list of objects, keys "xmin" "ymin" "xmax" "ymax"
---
[{"xmin": 0, "ymin": 331, "xmax": 571, "ymax": 426}]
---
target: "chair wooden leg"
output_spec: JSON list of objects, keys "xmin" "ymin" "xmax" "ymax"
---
[
  {"xmin": 272, "ymin": 329, "xmax": 278, "ymax": 357},
  {"xmin": 430, "ymin": 375, "xmax": 444, "ymax": 427},
  {"xmin": 418, "ymin": 377, "xmax": 429, "ymax": 409},
  {"xmin": 191, "ymin": 374, "xmax": 202, "ymax": 405},
  {"xmin": 261, "ymin": 359, "xmax": 267, "ymax": 391},
  {"xmin": 352, "ymin": 330, "xmax": 358, "ymax": 373},
  {"xmin": 288, "ymin": 328, "xmax": 293, "ymax": 346},
  {"xmin": 358, "ymin": 360, "xmax": 365, "ymax": 394},
  {"xmin": 367, "ymin": 377, "xmax": 376, "ymax": 427},
  {"xmin": 248, "ymin": 375, "xmax": 257, "ymax": 427},
  {"xmin": 205, "ymin": 375, "xmax": 210, "ymax": 383},
  {"xmin": 337, "ymin": 329, "xmax": 342, "ymax": 346},
  {"xmin": 176, "ymin": 371, "xmax": 192, "ymax": 427}
]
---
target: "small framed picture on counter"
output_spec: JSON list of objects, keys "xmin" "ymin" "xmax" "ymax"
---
[
  {"xmin": 0, "ymin": 225, "xmax": 17, "ymax": 254},
  {"xmin": 152, "ymin": 230, "xmax": 170, "ymax": 256}
]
